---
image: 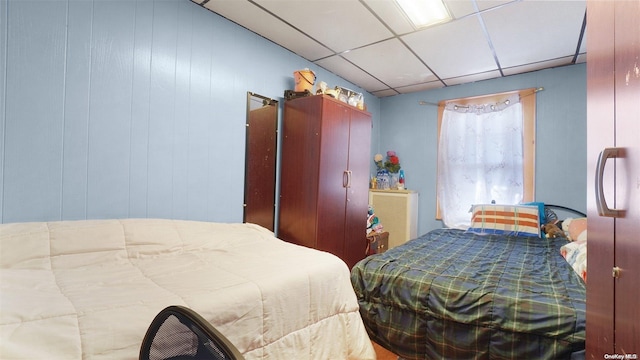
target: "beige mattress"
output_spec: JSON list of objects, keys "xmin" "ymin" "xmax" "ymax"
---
[{"xmin": 0, "ymin": 219, "xmax": 375, "ymax": 359}]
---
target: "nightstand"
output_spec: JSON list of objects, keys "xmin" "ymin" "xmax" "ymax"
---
[{"xmin": 366, "ymin": 231, "xmax": 389, "ymax": 256}]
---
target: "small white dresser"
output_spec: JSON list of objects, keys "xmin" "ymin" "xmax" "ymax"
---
[{"xmin": 368, "ymin": 189, "xmax": 419, "ymax": 249}]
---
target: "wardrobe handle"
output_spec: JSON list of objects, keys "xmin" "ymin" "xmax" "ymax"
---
[
  {"xmin": 343, "ymin": 170, "xmax": 349, "ymax": 188},
  {"xmin": 595, "ymin": 147, "xmax": 625, "ymax": 218},
  {"xmin": 345, "ymin": 170, "xmax": 352, "ymax": 188}
]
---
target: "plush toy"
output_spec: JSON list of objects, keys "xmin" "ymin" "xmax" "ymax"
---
[
  {"xmin": 367, "ymin": 205, "xmax": 384, "ymax": 235},
  {"xmin": 542, "ymin": 222, "xmax": 566, "ymax": 239},
  {"xmin": 563, "ymin": 217, "xmax": 587, "ymax": 241}
]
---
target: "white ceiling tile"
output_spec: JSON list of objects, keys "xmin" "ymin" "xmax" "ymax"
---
[
  {"xmin": 443, "ymin": 70, "xmax": 503, "ymax": 86},
  {"xmin": 192, "ymin": 0, "xmax": 587, "ymax": 97},
  {"xmin": 254, "ymin": 0, "xmax": 394, "ymax": 53},
  {"xmin": 314, "ymin": 56, "xmax": 389, "ymax": 93},
  {"xmin": 402, "ymin": 15, "xmax": 497, "ymax": 80},
  {"xmin": 474, "ymin": 0, "xmax": 515, "ymax": 12},
  {"xmin": 444, "ymin": 0, "xmax": 512, "ymax": 19},
  {"xmin": 501, "ymin": 56, "xmax": 576, "ymax": 76},
  {"xmin": 372, "ymin": 88, "xmax": 400, "ymax": 97},
  {"xmin": 342, "ymin": 39, "xmax": 437, "ymax": 88},
  {"xmin": 204, "ymin": 0, "xmax": 334, "ymax": 60},
  {"xmin": 395, "ymin": 81, "xmax": 444, "ymax": 94},
  {"xmin": 482, "ymin": 0, "xmax": 586, "ymax": 68},
  {"xmin": 443, "ymin": 0, "xmax": 476, "ymax": 19}
]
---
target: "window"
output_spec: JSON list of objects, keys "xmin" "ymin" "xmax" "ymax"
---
[{"xmin": 436, "ymin": 89, "xmax": 537, "ymax": 228}]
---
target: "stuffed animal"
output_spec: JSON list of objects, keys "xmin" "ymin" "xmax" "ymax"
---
[
  {"xmin": 367, "ymin": 205, "xmax": 384, "ymax": 235},
  {"xmin": 563, "ymin": 217, "xmax": 587, "ymax": 241},
  {"xmin": 542, "ymin": 222, "xmax": 566, "ymax": 239}
]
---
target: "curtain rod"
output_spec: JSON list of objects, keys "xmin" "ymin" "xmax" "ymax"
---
[{"xmin": 417, "ymin": 87, "xmax": 544, "ymax": 107}]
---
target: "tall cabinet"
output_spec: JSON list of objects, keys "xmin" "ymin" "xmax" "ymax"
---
[
  {"xmin": 278, "ymin": 95, "xmax": 371, "ymax": 268},
  {"xmin": 586, "ymin": 0, "xmax": 640, "ymax": 357}
]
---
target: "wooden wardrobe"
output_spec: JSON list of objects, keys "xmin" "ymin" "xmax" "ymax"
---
[
  {"xmin": 586, "ymin": 0, "xmax": 640, "ymax": 357},
  {"xmin": 278, "ymin": 94, "xmax": 371, "ymax": 269}
]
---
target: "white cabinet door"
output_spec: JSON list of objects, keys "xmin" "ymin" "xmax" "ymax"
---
[{"xmin": 369, "ymin": 190, "xmax": 418, "ymax": 249}]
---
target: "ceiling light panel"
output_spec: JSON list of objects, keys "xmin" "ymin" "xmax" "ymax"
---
[
  {"xmin": 362, "ymin": 0, "xmax": 415, "ymax": 35},
  {"xmin": 395, "ymin": 0, "xmax": 452, "ymax": 29}
]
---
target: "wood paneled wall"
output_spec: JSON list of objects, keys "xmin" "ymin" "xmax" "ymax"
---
[{"xmin": 1, "ymin": 0, "xmax": 369, "ymax": 224}]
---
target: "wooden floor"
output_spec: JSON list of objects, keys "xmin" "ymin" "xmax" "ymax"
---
[{"xmin": 372, "ymin": 341, "xmax": 398, "ymax": 360}]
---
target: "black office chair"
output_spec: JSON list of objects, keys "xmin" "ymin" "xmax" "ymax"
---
[{"xmin": 140, "ymin": 305, "xmax": 245, "ymax": 360}]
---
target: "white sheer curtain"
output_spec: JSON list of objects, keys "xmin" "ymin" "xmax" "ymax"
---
[{"xmin": 437, "ymin": 95, "xmax": 524, "ymax": 229}]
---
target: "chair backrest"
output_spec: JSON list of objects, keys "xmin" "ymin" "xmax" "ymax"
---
[{"xmin": 139, "ymin": 305, "xmax": 245, "ymax": 360}]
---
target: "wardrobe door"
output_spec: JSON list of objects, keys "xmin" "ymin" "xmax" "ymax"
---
[
  {"xmin": 278, "ymin": 97, "xmax": 322, "ymax": 249},
  {"xmin": 316, "ymin": 99, "xmax": 350, "ymax": 258},
  {"xmin": 244, "ymin": 104, "xmax": 277, "ymax": 231},
  {"xmin": 585, "ymin": 0, "xmax": 615, "ymax": 355},
  {"xmin": 587, "ymin": 0, "xmax": 640, "ymax": 357},
  {"xmin": 343, "ymin": 108, "xmax": 371, "ymax": 268},
  {"xmin": 613, "ymin": 0, "xmax": 640, "ymax": 353}
]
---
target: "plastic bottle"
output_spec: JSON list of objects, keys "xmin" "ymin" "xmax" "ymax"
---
[{"xmin": 398, "ymin": 170, "xmax": 405, "ymax": 190}]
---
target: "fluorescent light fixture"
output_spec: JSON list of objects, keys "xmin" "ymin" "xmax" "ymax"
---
[{"xmin": 395, "ymin": 0, "xmax": 451, "ymax": 29}]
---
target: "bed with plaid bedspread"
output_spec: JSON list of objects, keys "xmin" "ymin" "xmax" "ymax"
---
[{"xmin": 351, "ymin": 228, "xmax": 586, "ymax": 360}]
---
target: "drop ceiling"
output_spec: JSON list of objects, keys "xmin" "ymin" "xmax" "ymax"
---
[{"xmin": 191, "ymin": 0, "xmax": 587, "ymax": 97}]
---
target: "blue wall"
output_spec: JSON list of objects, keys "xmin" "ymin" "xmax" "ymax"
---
[
  {"xmin": 377, "ymin": 64, "xmax": 587, "ymax": 235},
  {"xmin": 0, "ymin": 0, "xmax": 585, "ymax": 234},
  {"xmin": 0, "ymin": 0, "xmax": 380, "ymax": 223}
]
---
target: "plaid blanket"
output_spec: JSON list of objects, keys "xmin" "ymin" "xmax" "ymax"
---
[{"xmin": 351, "ymin": 228, "xmax": 586, "ymax": 360}]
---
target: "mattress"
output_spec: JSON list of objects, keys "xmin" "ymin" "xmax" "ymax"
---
[
  {"xmin": 351, "ymin": 228, "xmax": 586, "ymax": 360},
  {"xmin": 0, "ymin": 219, "xmax": 375, "ymax": 359}
]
